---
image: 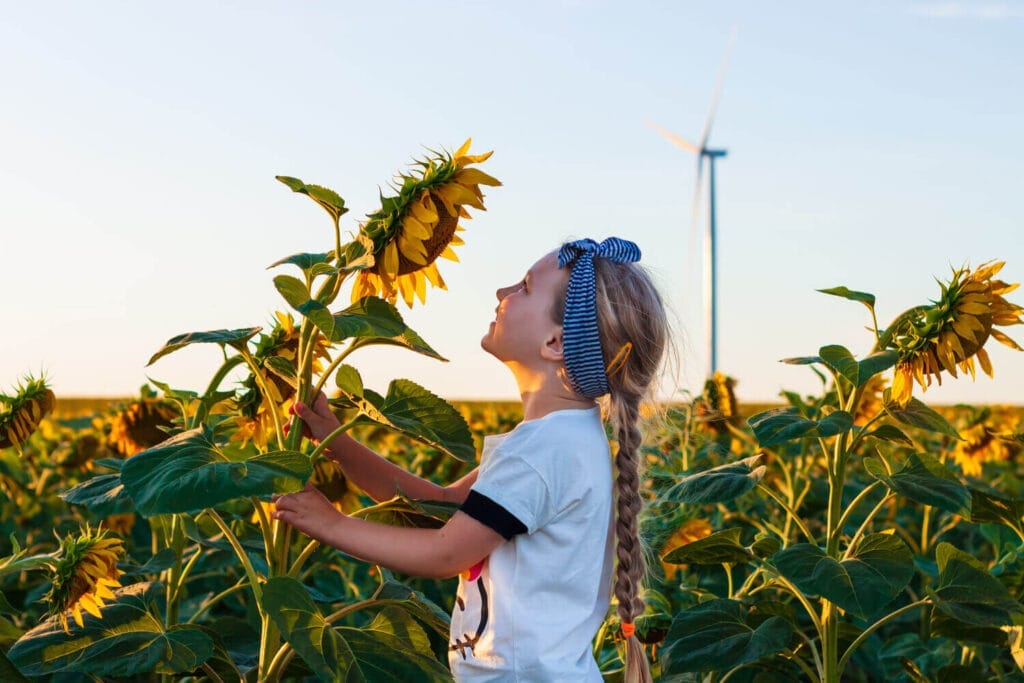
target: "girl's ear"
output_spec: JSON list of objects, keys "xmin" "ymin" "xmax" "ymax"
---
[{"xmin": 540, "ymin": 327, "xmax": 565, "ymax": 362}]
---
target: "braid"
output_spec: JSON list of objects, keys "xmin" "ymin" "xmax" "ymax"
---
[{"xmin": 612, "ymin": 394, "xmax": 645, "ymax": 622}]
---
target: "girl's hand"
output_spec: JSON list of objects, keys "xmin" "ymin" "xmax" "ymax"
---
[
  {"xmin": 272, "ymin": 482, "xmax": 342, "ymax": 542},
  {"xmin": 287, "ymin": 392, "xmax": 341, "ymax": 444}
]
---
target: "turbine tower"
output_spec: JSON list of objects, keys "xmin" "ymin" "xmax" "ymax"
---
[{"xmin": 648, "ymin": 32, "xmax": 735, "ymax": 378}]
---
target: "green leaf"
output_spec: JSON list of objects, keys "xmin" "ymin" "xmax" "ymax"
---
[
  {"xmin": 264, "ymin": 356, "xmax": 298, "ymax": 389},
  {"xmin": 663, "ymin": 528, "xmax": 753, "ymax": 565},
  {"xmin": 335, "ymin": 379, "xmax": 474, "ymax": 462},
  {"xmin": 969, "ymin": 488, "xmax": 1024, "ymax": 530},
  {"xmin": 747, "ymin": 408, "xmax": 853, "ymax": 447},
  {"xmin": 59, "ymin": 473, "xmax": 134, "ymax": 516},
  {"xmin": 780, "ymin": 356, "xmax": 822, "ymax": 365},
  {"xmin": 772, "ymin": 533, "xmax": 915, "ymax": 619},
  {"xmin": 749, "ymin": 534, "xmax": 783, "ymax": 559},
  {"xmin": 817, "ymin": 286, "xmax": 876, "ymax": 308},
  {"xmin": 121, "ymin": 425, "xmax": 311, "ymax": 516},
  {"xmin": 0, "ymin": 650, "xmax": 28, "ymax": 683},
  {"xmin": 147, "ymin": 327, "xmax": 261, "ymax": 366},
  {"xmin": 662, "ymin": 454, "xmax": 766, "ymax": 504},
  {"xmin": 273, "ymin": 275, "xmax": 336, "ymax": 337},
  {"xmin": 335, "ymin": 364, "xmax": 364, "ymax": 396},
  {"xmin": 329, "ymin": 297, "xmax": 445, "ymax": 361},
  {"xmin": 865, "ymin": 424, "xmax": 915, "ymax": 447},
  {"xmin": 276, "ymin": 176, "xmax": 348, "ymax": 222},
  {"xmin": 6, "ymin": 582, "xmax": 211, "ymax": 677},
  {"xmin": 864, "ymin": 453, "xmax": 970, "ymax": 516},
  {"xmin": 819, "ymin": 345, "xmax": 897, "ymax": 388},
  {"xmin": 262, "ymin": 576, "xmax": 449, "ymax": 682},
  {"xmin": 659, "ymin": 599, "xmax": 792, "ymax": 674},
  {"xmin": 884, "ymin": 397, "xmax": 961, "ymax": 439},
  {"xmin": 353, "ymin": 493, "xmax": 459, "ymax": 529},
  {"xmin": 268, "ymin": 251, "xmax": 333, "ymax": 274},
  {"xmin": 372, "ymin": 575, "xmax": 451, "ymax": 637},
  {"xmin": 931, "ymin": 542, "xmax": 1024, "ymax": 626}
]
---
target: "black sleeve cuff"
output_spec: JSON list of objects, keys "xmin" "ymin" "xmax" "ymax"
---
[{"xmin": 460, "ymin": 490, "xmax": 527, "ymax": 540}]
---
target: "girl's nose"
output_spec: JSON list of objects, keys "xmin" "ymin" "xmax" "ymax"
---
[{"xmin": 496, "ymin": 285, "xmax": 512, "ymax": 301}]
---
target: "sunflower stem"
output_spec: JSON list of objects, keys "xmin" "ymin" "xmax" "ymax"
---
[
  {"xmin": 239, "ymin": 349, "xmax": 285, "ymax": 451},
  {"xmin": 190, "ymin": 354, "xmax": 245, "ymax": 429},
  {"xmin": 757, "ymin": 483, "xmax": 815, "ymax": 544},
  {"xmin": 310, "ymin": 342, "xmax": 358, "ymax": 399}
]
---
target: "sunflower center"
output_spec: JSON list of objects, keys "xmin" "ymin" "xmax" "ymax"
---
[{"xmin": 396, "ymin": 193, "xmax": 458, "ymax": 276}]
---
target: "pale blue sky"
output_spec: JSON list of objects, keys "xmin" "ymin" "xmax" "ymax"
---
[{"xmin": 2, "ymin": 1, "xmax": 1023, "ymax": 405}]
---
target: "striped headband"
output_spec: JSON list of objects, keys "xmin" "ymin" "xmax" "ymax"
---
[{"xmin": 557, "ymin": 237, "xmax": 642, "ymax": 399}]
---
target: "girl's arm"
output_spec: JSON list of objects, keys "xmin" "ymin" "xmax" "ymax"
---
[
  {"xmin": 293, "ymin": 394, "xmax": 478, "ymax": 504},
  {"xmin": 273, "ymin": 483, "xmax": 504, "ymax": 579}
]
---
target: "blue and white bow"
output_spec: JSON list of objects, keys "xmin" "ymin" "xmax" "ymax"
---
[{"xmin": 557, "ymin": 237, "xmax": 642, "ymax": 398}]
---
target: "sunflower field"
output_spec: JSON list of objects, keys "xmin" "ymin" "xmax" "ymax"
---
[{"xmin": 4, "ymin": 140, "xmax": 1024, "ymax": 682}]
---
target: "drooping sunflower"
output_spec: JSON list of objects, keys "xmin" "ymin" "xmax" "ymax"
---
[
  {"xmin": 350, "ymin": 138, "xmax": 501, "ymax": 307},
  {"xmin": 230, "ymin": 311, "xmax": 332, "ymax": 450},
  {"xmin": 887, "ymin": 261, "xmax": 1024, "ymax": 407},
  {"xmin": 44, "ymin": 526, "xmax": 125, "ymax": 632},
  {"xmin": 0, "ymin": 375, "xmax": 56, "ymax": 452},
  {"xmin": 951, "ymin": 405, "xmax": 1021, "ymax": 477},
  {"xmin": 107, "ymin": 388, "xmax": 178, "ymax": 457},
  {"xmin": 854, "ymin": 374, "xmax": 887, "ymax": 427}
]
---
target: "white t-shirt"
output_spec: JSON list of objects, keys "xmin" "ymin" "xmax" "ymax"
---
[{"xmin": 449, "ymin": 406, "xmax": 614, "ymax": 682}]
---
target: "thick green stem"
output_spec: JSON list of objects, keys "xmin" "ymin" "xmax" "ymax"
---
[
  {"xmin": 833, "ymin": 481, "xmax": 883, "ymax": 540},
  {"xmin": 842, "ymin": 493, "xmax": 896, "ymax": 561},
  {"xmin": 308, "ymin": 418, "xmax": 361, "ymax": 461},
  {"xmin": 822, "ymin": 602, "xmax": 839, "ymax": 683},
  {"xmin": 310, "ymin": 342, "xmax": 358, "ymax": 399},
  {"xmin": 205, "ymin": 510, "xmax": 263, "ymax": 603},
  {"xmin": 190, "ymin": 355, "xmax": 246, "ymax": 429},
  {"xmin": 187, "ymin": 580, "xmax": 248, "ymax": 624},
  {"xmin": 288, "ymin": 539, "xmax": 321, "ymax": 578}
]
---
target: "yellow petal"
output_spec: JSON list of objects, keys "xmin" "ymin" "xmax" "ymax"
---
[
  {"xmin": 892, "ymin": 366, "xmax": 913, "ymax": 406},
  {"xmin": 449, "ymin": 233, "xmax": 465, "ymax": 247},
  {"xmin": 411, "ymin": 192, "xmax": 439, "ymax": 224},
  {"xmin": 72, "ymin": 604, "xmax": 85, "ymax": 628},
  {"xmin": 454, "ymin": 138, "xmax": 473, "ymax": 159},
  {"xmin": 440, "ymin": 245, "xmax": 460, "ymax": 262},
  {"xmin": 957, "ymin": 302, "xmax": 990, "ymax": 316},
  {"xmin": 382, "ymin": 241, "xmax": 399, "ymax": 276},
  {"xmin": 436, "ymin": 182, "xmax": 486, "ymax": 210},
  {"xmin": 991, "ymin": 328, "xmax": 1024, "ymax": 351},
  {"xmin": 424, "ymin": 262, "xmax": 446, "ymax": 289},
  {"xmin": 398, "ymin": 275, "xmax": 415, "ymax": 308},
  {"xmin": 397, "ymin": 234, "xmax": 428, "ymax": 265},
  {"xmin": 976, "ymin": 346, "xmax": 994, "ymax": 377},
  {"xmin": 79, "ymin": 594, "xmax": 103, "ymax": 619},
  {"xmin": 454, "ymin": 167, "xmax": 502, "ymax": 187},
  {"xmin": 402, "ymin": 213, "xmax": 433, "ymax": 240},
  {"xmin": 414, "ymin": 270, "xmax": 427, "ymax": 305}
]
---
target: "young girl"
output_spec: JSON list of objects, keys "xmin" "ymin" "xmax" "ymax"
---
[{"xmin": 273, "ymin": 237, "xmax": 669, "ymax": 682}]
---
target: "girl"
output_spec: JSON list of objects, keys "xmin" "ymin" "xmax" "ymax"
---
[{"xmin": 273, "ymin": 237, "xmax": 669, "ymax": 682}]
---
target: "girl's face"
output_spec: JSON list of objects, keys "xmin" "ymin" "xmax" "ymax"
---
[{"xmin": 481, "ymin": 251, "xmax": 567, "ymax": 365}]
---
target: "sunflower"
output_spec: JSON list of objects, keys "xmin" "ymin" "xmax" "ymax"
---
[
  {"xmin": 107, "ymin": 389, "xmax": 178, "ymax": 457},
  {"xmin": 660, "ymin": 518, "xmax": 713, "ymax": 580},
  {"xmin": 350, "ymin": 138, "xmax": 501, "ymax": 307},
  {"xmin": 44, "ymin": 526, "xmax": 125, "ymax": 632},
  {"xmin": 0, "ymin": 375, "xmax": 56, "ymax": 452},
  {"xmin": 887, "ymin": 261, "xmax": 1024, "ymax": 406},
  {"xmin": 951, "ymin": 405, "xmax": 1020, "ymax": 477},
  {"xmin": 230, "ymin": 312, "xmax": 332, "ymax": 449},
  {"xmin": 694, "ymin": 372, "xmax": 740, "ymax": 435},
  {"xmin": 854, "ymin": 374, "xmax": 887, "ymax": 427}
]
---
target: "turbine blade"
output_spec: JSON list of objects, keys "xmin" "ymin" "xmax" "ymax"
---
[
  {"xmin": 645, "ymin": 119, "xmax": 700, "ymax": 155},
  {"xmin": 698, "ymin": 27, "xmax": 738, "ymax": 150},
  {"xmin": 687, "ymin": 156, "xmax": 705, "ymax": 285}
]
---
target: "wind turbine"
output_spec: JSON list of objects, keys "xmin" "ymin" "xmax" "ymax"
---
[{"xmin": 648, "ymin": 31, "xmax": 736, "ymax": 378}]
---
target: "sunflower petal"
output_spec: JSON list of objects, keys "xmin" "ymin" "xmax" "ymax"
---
[
  {"xmin": 382, "ymin": 241, "xmax": 399, "ymax": 276},
  {"xmin": 414, "ymin": 270, "xmax": 427, "ymax": 305},
  {"xmin": 976, "ymin": 346, "xmax": 994, "ymax": 377},
  {"xmin": 454, "ymin": 167, "xmax": 502, "ymax": 187},
  {"xmin": 991, "ymin": 328, "xmax": 1024, "ymax": 351},
  {"xmin": 402, "ymin": 214, "xmax": 433, "ymax": 240},
  {"xmin": 440, "ymin": 245, "xmax": 460, "ymax": 262}
]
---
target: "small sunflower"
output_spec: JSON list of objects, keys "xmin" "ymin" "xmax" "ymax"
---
[
  {"xmin": 107, "ymin": 388, "xmax": 178, "ymax": 457},
  {"xmin": 694, "ymin": 372, "xmax": 740, "ymax": 434},
  {"xmin": 230, "ymin": 312, "xmax": 332, "ymax": 450},
  {"xmin": 44, "ymin": 526, "xmax": 125, "ymax": 632},
  {"xmin": 350, "ymin": 139, "xmax": 501, "ymax": 307},
  {"xmin": 660, "ymin": 518, "xmax": 713, "ymax": 580},
  {"xmin": 887, "ymin": 261, "xmax": 1024, "ymax": 406},
  {"xmin": 951, "ymin": 406, "xmax": 1020, "ymax": 477},
  {"xmin": 0, "ymin": 375, "xmax": 56, "ymax": 452},
  {"xmin": 854, "ymin": 374, "xmax": 887, "ymax": 427}
]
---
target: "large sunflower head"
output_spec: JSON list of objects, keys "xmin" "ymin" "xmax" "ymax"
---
[
  {"xmin": 887, "ymin": 261, "xmax": 1023, "ymax": 406},
  {"xmin": 350, "ymin": 139, "xmax": 501, "ymax": 307},
  {"xmin": 107, "ymin": 387, "xmax": 178, "ymax": 457},
  {"xmin": 0, "ymin": 374, "xmax": 56, "ymax": 453},
  {"xmin": 230, "ymin": 312, "xmax": 332, "ymax": 449},
  {"xmin": 44, "ymin": 525, "xmax": 125, "ymax": 632}
]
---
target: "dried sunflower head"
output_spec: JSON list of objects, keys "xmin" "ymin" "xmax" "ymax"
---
[
  {"xmin": 107, "ymin": 388, "xmax": 177, "ymax": 457},
  {"xmin": 44, "ymin": 525, "xmax": 125, "ymax": 632},
  {"xmin": 350, "ymin": 139, "xmax": 501, "ymax": 307},
  {"xmin": 0, "ymin": 374, "xmax": 56, "ymax": 452},
  {"xmin": 887, "ymin": 261, "xmax": 1023, "ymax": 406}
]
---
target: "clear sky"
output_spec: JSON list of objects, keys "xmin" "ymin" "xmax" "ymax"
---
[{"xmin": 2, "ymin": 1, "xmax": 1023, "ymax": 406}]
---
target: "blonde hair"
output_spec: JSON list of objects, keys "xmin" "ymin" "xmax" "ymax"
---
[{"xmin": 552, "ymin": 256, "xmax": 668, "ymax": 683}]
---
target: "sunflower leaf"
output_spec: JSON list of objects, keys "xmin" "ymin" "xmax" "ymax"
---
[
  {"xmin": 327, "ymin": 297, "xmax": 445, "ymax": 361},
  {"xmin": 662, "ymin": 455, "xmax": 765, "ymax": 504},
  {"xmin": 662, "ymin": 528, "xmax": 753, "ymax": 565},
  {"xmin": 817, "ymin": 286, "xmax": 877, "ymax": 308},
  {"xmin": 659, "ymin": 599, "xmax": 793, "ymax": 674},
  {"xmin": 267, "ymin": 252, "xmax": 333, "ymax": 274},
  {"xmin": 121, "ymin": 425, "xmax": 311, "ymax": 516},
  {"xmin": 60, "ymin": 473, "xmax": 135, "ymax": 516},
  {"xmin": 930, "ymin": 543, "xmax": 1024, "ymax": 626},
  {"xmin": 147, "ymin": 328, "xmax": 261, "ymax": 366},
  {"xmin": 276, "ymin": 176, "xmax": 348, "ymax": 222},
  {"xmin": 884, "ymin": 397, "xmax": 961, "ymax": 439},
  {"xmin": 273, "ymin": 275, "xmax": 337, "ymax": 338},
  {"xmin": 747, "ymin": 407, "xmax": 853, "ymax": 446},
  {"xmin": 6, "ymin": 582, "xmax": 212, "ymax": 677},
  {"xmin": 864, "ymin": 453, "xmax": 969, "ymax": 516},
  {"xmin": 968, "ymin": 488, "xmax": 1024, "ymax": 530}
]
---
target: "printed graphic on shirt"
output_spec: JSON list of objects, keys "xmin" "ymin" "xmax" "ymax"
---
[{"xmin": 449, "ymin": 558, "xmax": 488, "ymax": 660}]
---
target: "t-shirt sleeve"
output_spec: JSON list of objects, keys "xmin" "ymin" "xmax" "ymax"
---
[{"xmin": 462, "ymin": 450, "xmax": 552, "ymax": 536}]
